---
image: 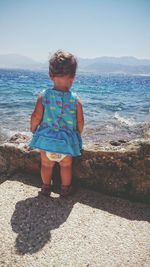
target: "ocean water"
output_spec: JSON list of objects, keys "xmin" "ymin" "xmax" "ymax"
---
[{"xmin": 0, "ymin": 69, "xmax": 150, "ymax": 145}]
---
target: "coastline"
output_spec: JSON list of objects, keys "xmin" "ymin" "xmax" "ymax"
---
[{"xmin": 0, "ymin": 133, "xmax": 150, "ymax": 203}]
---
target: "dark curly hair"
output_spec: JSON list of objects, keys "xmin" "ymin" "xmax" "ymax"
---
[{"xmin": 49, "ymin": 50, "xmax": 77, "ymax": 77}]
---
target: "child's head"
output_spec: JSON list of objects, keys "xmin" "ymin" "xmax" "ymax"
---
[{"xmin": 49, "ymin": 50, "xmax": 77, "ymax": 78}]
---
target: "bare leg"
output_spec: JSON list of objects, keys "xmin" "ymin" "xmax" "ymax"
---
[
  {"xmin": 59, "ymin": 156, "xmax": 73, "ymax": 186},
  {"xmin": 40, "ymin": 151, "xmax": 56, "ymax": 185}
]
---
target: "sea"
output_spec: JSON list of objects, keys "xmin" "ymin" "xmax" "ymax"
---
[{"xmin": 0, "ymin": 69, "xmax": 150, "ymax": 147}]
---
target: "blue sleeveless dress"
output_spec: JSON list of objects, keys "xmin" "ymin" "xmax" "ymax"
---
[{"xmin": 29, "ymin": 88, "xmax": 82, "ymax": 156}]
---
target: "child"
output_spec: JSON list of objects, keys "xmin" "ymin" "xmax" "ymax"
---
[{"xmin": 29, "ymin": 50, "xmax": 84, "ymax": 197}]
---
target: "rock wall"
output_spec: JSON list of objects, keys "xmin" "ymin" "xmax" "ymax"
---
[{"xmin": 0, "ymin": 134, "xmax": 150, "ymax": 203}]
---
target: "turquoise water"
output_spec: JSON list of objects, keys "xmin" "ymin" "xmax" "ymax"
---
[{"xmin": 0, "ymin": 69, "xmax": 150, "ymax": 144}]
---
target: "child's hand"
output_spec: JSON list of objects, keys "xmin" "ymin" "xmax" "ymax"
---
[
  {"xmin": 30, "ymin": 95, "xmax": 44, "ymax": 133},
  {"xmin": 76, "ymin": 98, "xmax": 84, "ymax": 134}
]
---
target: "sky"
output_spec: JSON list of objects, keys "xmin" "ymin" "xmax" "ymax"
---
[{"xmin": 0, "ymin": 0, "xmax": 150, "ymax": 61}]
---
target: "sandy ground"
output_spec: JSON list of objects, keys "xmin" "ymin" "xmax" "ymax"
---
[{"xmin": 0, "ymin": 173, "xmax": 150, "ymax": 267}]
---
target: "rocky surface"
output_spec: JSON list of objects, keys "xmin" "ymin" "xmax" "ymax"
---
[
  {"xmin": 0, "ymin": 133, "xmax": 150, "ymax": 203},
  {"xmin": 0, "ymin": 177, "xmax": 150, "ymax": 267}
]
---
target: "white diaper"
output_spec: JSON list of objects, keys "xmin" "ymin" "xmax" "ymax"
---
[{"xmin": 46, "ymin": 152, "xmax": 67, "ymax": 162}]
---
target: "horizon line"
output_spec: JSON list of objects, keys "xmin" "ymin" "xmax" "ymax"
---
[{"xmin": 0, "ymin": 53, "xmax": 150, "ymax": 62}]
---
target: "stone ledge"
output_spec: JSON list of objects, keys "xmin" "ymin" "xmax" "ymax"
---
[{"xmin": 0, "ymin": 134, "xmax": 150, "ymax": 203}]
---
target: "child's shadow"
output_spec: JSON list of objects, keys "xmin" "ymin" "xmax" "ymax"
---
[
  {"xmin": 11, "ymin": 195, "xmax": 73, "ymax": 254},
  {"xmin": 11, "ymin": 181, "xmax": 150, "ymax": 255}
]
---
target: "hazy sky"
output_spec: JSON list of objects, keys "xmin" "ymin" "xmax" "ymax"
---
[{"xmin": 0, "ymin": 0, "xmax": 150, "ymax": 61}]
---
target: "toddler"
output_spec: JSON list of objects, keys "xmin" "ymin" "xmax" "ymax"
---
[{"xmin": 29, "ymin": 50, "xmax": 84, "ymax": 197}]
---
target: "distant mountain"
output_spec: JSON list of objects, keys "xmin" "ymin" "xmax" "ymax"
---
[
  {"xmin": 79, "ymin": 56, "xmax": 150, "ymax": 66},
  {"xmin": 78, "ymin": 56, "xmax": 150, "ymax": 74},
  {"xmin": 0, "ymin": 54, "xmax": 150, "ymax": 75},
  {"xmin": 0, "ymin": 54, "xmax": 43, "ymax": 70}
]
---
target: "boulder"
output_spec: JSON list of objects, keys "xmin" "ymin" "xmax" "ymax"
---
[{"xmin": 0, "ymin": 133, "xmax": 150, "ymax": 203}]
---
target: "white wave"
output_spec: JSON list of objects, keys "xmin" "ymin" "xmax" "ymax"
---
[
  {"xmin": 143, "ymin": 123, "xmax": 150, "ymax": 139},
  {"xmin": 0, "ymin": 127, "xmax": 32, "ymax": 143},
  {"xmin": 105, "ymin": 125, "xmax": 115, "ymax": 131},
  {"xmin": 19, "ymin": 75, "xmax": 28, "ymax": 79},
  {"xmin": 114, "ymin": 112, "xmax": 137, "ymax": 127}
]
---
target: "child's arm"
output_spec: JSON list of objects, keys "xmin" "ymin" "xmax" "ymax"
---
[
  {"xmin": 30, "ymin": 95, "xmax": 44, "ymax": 133},
  {"xmin": 76, "ymin": 98, "xmax": 84, "ymax": 134}
]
